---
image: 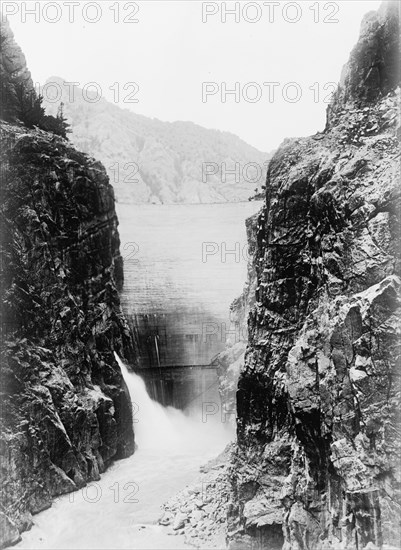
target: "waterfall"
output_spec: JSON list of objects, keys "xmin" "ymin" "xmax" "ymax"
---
[
  {"xmin": 15, "ymin": 356, "xmax": 235, "ymax": 549},
  {"xmin": 115, "ymin": 352, "xmax": 180, "ymax": 451},
  {"xmin": 114, "ymin": 352, "xmax": 234, "ymax": 454}
]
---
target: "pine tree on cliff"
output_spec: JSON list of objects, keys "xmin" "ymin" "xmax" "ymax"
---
[
  {"xmin": 43, "ymin": 101, "xmax": 70, "ymax": 139},
  {"xmin": 14, "ymin": 84, "xmax": 45, "ymax": 128},
  {"xmin": 56, "ymin": 102, "xmax": 70, "ymax": 137}
]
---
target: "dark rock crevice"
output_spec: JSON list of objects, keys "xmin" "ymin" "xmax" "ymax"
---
[
  {"xmin": 0, "ymin": 21, "xmax": 136, "ymax": 548},
  {"xmin": 228, "ymin": 2, "xmax": 400, "ymax": 549}
]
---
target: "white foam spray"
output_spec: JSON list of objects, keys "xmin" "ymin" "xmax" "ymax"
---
[{"xmin": 114, "ymin": 352, "xmax": 233, "ymax": 453}]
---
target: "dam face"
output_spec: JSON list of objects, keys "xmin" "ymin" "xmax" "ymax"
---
[
  {"xmin": 116, "ymin": 201, "xmax": 262, "ymax": 409},
  {"xmin": 135, "ymin": 366, "xmax": 221, "ymax": 413}
]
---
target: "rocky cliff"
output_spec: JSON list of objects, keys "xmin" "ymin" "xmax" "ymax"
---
[
  {"xmin": 0, "ymin": 22, "xmax": 136, "ymax": 548},
  {"xmin": 0, "ymin": 18, "xmax": 35, "ymax": 123},
  {"xmin": 213, "ymin": 213, "xmax": 258, "ymax": 423},
  {"xmin": 229, "ymin": 2, "xmax": 400, "ymax": 549},
  {"xmin": 42, "ymin": 78, "xmax": 271, "ymax": 204}
]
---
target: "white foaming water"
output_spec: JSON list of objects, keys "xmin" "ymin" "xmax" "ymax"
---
[
  {"xmin": 116, "ymin": 353, "xmax": 180, "ymax": 451},
  {"xmin": 116, "ymin": 352, "xmax": 232, "ymax": 453},
  {"xmin": 16, "ymin": 355, "xmax": 233, "ymax": 550}
]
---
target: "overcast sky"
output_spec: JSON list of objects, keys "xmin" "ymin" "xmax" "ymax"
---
[{"xmin": 5, "ymin": 0, "xmax": 381, "ymax": 152}]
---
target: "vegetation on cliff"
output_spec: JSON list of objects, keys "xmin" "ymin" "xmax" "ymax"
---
[
  {"xmin": 0, "ymin": 19, "xmax": 136, "ymax": 549},
  {"xmin": 0, "ymin": 20, "xmax": 69, "ymax": 138},
  {"xmin": 42, "ymin": 78, "xmax": 272, "ymax": 205}
]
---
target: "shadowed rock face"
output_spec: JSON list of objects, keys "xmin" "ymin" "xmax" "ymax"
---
[
  {"xmin": 0, "ymin": 22, "xmax": 135, "ymax": 548},
  {"xmin": 0, "ymin": 18, "xmax": 36, "ymax": 123},
  {"xmin": 328, "ymin": 1, "xmax": 400, "ymax": 125},
  {"xmin": 229, "ymin": 2, "xmax": 400, "ymax": 549},
  {"xmin": 213, "ymin": 214, "xmax": 258, "ymax": 423}
]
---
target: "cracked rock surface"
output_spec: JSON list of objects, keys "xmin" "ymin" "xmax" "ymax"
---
[
  {"xmin": 0, "ymin": 22, "xmax": 136, "ymax": 548},
  {"xmin": 228, "ymin": 3, "xmax": 400, "ymax": 549}
]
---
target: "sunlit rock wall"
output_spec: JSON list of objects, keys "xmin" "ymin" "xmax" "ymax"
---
[{"xmin": 229, "ymin": 3, "xmax": 400, "ymax": 549}]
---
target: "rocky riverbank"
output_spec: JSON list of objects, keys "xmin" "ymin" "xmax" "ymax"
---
[{"xmin": 159, "ymin": 445, "xmax": 233, "ymax": 549}]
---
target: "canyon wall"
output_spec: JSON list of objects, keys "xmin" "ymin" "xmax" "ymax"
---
[
  {"xmin": 0, "ymin": 20, "xmax": 135, "ymax": 547},
  {"xmin": 229, "ymin": 2, "xmax": 400, "ymax": 549},
  {"xmin": 213, "ymin": 213, "xmax": 258, "ymax": 422}
]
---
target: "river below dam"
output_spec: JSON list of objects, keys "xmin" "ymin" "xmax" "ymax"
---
[
  {"xmin": 16, "ymin": 356, "xmax": 233, "ymax": 549},
  {"xmin": 15, "ymin": 201, "xmax": 261, "ymax": 549}
]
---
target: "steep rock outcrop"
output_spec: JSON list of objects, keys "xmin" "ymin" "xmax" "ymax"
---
[
  {"xmin": 213, "ymin": 213, "xmax": 258, "ymax": 422},
  {"xmin": 327, "ymin": 2, "xmax": 400, "ymax": 123},
  {"xmin": 229, "ymin": 3, "xmax": 400, "ymax": 549},
  {"xmin": 0, "ymin": 18, "xmax": 36, "ymax": 122},
  {"xmin": 0, "ymin": 23, "xmax": 136, "ymax": 549}
]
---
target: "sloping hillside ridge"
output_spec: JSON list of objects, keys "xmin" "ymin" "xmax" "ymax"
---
[{"xmin": 42, "ymin": 78, "xmax": 272, "ymax": 204}]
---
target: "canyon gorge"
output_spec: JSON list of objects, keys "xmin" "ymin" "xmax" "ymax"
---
[
  {"xmin": 0, "ymin": 16, "xmax": 136, "ymax": 546},
  {"xmin": 0, "ymin": 1, "xmax": 400, "ymax": 550},
  {"xmin": 228, "ymin": 2, "xmax": 401, "ymax": 549}
]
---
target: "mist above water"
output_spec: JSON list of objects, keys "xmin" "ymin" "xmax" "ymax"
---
[
  {"xmin": 16, "ymin": 356, "xmax": 232, "ymax": 549},
  {"xmin": 16, "ymin": 201, "xmax": 250, "ymax": 549},
  {"xmin": 116, "ymin": 353, "xmax": 233, "ymax": 453}
]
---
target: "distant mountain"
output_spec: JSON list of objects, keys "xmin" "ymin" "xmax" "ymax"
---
[{"xmin": 42, "ymin": 77, "xmax": 272, "ymax": 204}]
